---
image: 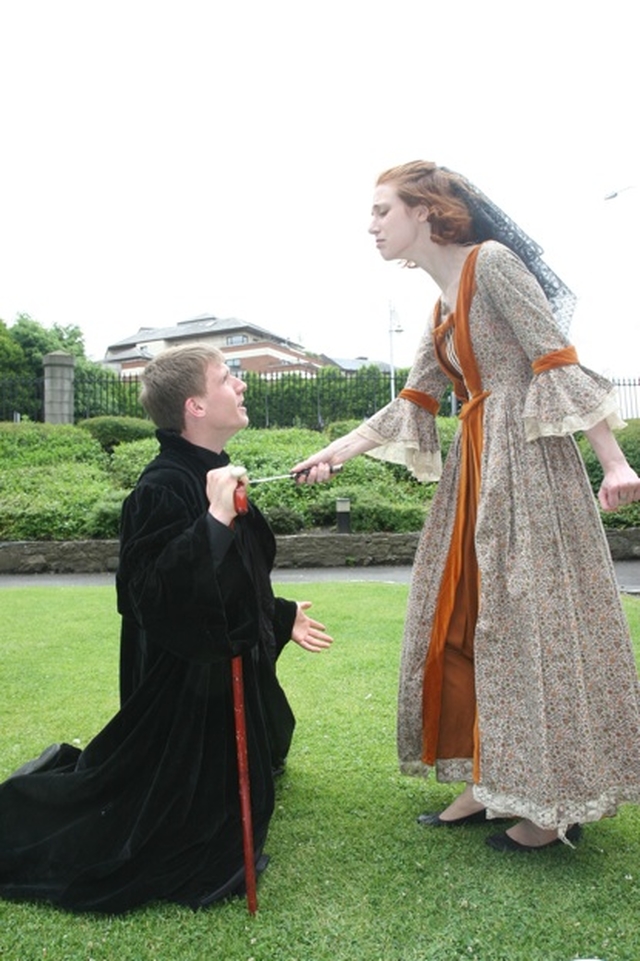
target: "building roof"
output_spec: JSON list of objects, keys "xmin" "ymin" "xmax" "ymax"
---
[
  {"xmin": 329, "ymin": 356, "xmax": 392, "ymax": 372},
  {"xmin": 106, "ymin": 314, "xmax": 302, "ymax": 352},
  {"xmin": 103, "ymin": 346, "xmax": 154, "ymax": 364}
]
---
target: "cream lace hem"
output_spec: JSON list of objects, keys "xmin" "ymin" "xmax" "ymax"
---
[
  {"xmin": 472, "ymin": 784, "xmax": 640, "ymax": 836},
  {"xmin": 356, "ymin": 424, "xmax": 442, "ymax": 482},
  {"xmin": 399, "ymin": 760, "xmax": 640, "ymax": 834},
  {"xmin": 524, "ymin": 389, "xmax": 625, "ymax": 442}
]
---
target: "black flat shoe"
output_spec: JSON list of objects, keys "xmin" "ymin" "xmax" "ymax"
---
[
  {"xmin": 417, "ymin": 809, "xmax": 492, "ymax": 827},
  {"xmin": 485, "ymin": 823, "xmax": 582, "ymax": 852}
]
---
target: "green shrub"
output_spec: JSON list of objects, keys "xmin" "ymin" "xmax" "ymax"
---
[
  {"xmin": 0, "ymin": 422, "xmax": 107, "ymax": 468},
  {"xmin": 261, "ymin": 505, "xmax": 306, "ymax": 534},
  {"xmin": 0, "ymin": 464, "xmax": 118, "ymax": 540},
  {"xmin": 324, "ymin": 419, "xmax": 362, "ymax": 441},
  {"xmin": 350, "ymin": 496, "xmax": 427, "ymax": 533},
  {"xmin": 436, "ymin": 415, "xmax": 459, "ymax": 461},
  {"xmin": 109, "ymin": 437, "xmax": 160, "ymax": 488},
  {"xmin": 82, "ymin": 489, "xmax": 129, "ymax": 539},
  {"xmin": 107, "ymin": 427, "xmax": 431, "ymax": 535},
  {"xmin": 240, "ymin": 442, "xmax": 432, "ymax": 534},
  {"xmin": 77, "ymin": 415, "xmax": 155, "ymax": 453},
  {"xmin": 600, "ymin": 502, "xmax": 640, "ymax": 529},
  {"xmin": 300, "ymin": 486, "xmax": 427, "ymax": 533},
  {"xmin": 226, "ymin": 427, "xmax": 326, "ymax": 476},
  {"xmin": 12, "ymin": 415, "xmax": 640, "ymax": 541}
]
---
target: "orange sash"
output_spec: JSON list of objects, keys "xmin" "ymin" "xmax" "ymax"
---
[
  {"xmin": 531, "ymin": 345, "xmax": 578, "ymax": 375},
  {"xmin": 399, "ymin": 388, "xmax": 440, "ymax": 415},
  {"xmin": 422, "ymin": 246, "xmax": 487, "ymax": 780}
]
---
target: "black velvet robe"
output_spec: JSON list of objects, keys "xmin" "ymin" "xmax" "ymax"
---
[{"xmin": 0, "ymin": 431, "xmax": 297, "ymax": 913}]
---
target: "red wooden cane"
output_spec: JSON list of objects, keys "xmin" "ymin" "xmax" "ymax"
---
[{"xmin": 231, "ymin": 653, "xmax": 258, "ymax": 914}]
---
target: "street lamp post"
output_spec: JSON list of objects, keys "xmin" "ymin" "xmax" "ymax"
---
[{"xmin": 388, "ymin": 302, "xmax": 403, "ymax": 401}]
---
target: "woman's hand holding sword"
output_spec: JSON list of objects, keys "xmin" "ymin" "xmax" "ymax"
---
[{"xmin": 230, "ymin": 465, "xmax": 343, "ymax": 515}]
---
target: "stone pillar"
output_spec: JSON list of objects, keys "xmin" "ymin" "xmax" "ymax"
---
[{"xmin": 43, "ymin": 351, "xmax": 75, "ymax": 424}]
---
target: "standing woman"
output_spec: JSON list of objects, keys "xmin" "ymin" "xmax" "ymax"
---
[{"xmin": 293, "ymin": 161, "xmax": 640, "ymax": 850}]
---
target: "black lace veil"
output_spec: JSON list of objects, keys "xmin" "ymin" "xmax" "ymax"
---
[{"xmin": 442, "ymin": 167, "xmax": 576, "ymax": 333}]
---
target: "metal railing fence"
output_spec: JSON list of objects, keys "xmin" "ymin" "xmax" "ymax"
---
[
  {"xmin": 0, "ymin": 375, "xmax": 44, "ymax": 422},
  {"xmin": 1, "ymin": 369, "xmax": 639, "ymax": 428},
  {"xmin": 613, "ymin": 378, "xmax": 640, "ymax": 420},
  {"xmin": 73, "ymin": 370, "xmax": 146, "ymax": 420}
]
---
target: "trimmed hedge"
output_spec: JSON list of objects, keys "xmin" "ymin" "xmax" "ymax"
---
[
  {"xmin": 77, "ymin": 416, "xmax": 156, "ymax": 453},
  {"xmin": 1, "ymin": 418, "xmax": 640, "ymax": 540},
  {"xmin": 0, "ymin": 422, "xmax": 107, "ymax": 468},
  {"xmin": 109, "ymin": 437, "xmax": 160, "ymax": 489},
  {"xmin": 0, "ymin": 464, "xmax": 121, "ymax": 541},
  {"xmin": 109, "ymin": 427, "xmax": 435, "ymax": 535}
]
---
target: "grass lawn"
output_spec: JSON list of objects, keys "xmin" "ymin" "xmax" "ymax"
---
[{"xmin": 1, "ymin": 582, "xmax": 640, "ymax": 961}]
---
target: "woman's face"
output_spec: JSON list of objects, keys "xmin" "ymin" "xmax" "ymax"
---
[{"xmin": 368, "ymin": 183, "xmax": 427, "ymax": 261}]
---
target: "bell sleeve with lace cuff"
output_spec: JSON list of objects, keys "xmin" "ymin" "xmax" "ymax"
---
[
  {"xmin": 523, "ymin": 362, "xmax": 625, "ymax": 441},
  {"xmin": 478, "ymin": 243, "xmax": 626, "ymax": 442},
  {"xmin": 354, "ymin": 329, "xmax": 448, "ymax": 482}
]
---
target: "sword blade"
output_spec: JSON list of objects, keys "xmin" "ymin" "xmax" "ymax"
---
[
  {"xmin": 249, "ymin": 472, "xmax": 300, "ymax": 484},
  {"xmin": 249, "ymin": 465, "xmax": 343, "ymax": 484}
]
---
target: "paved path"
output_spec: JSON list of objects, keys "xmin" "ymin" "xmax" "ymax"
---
[{"xmin": 2, "ymin": 561, "xmax": 640, "ymax": 593}]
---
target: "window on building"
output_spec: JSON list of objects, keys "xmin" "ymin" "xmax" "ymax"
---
[
  {"xmin": 227, "ymin": 358, "xmax": 243, "ymax": 374},
  {"xmin": 226, "ymin": 334, "xmax": 248, "ymax": 345}
]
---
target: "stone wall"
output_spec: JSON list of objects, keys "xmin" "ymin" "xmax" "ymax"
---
[{"xmin": 2, "ymin": 529, "xmax": 640, "ymax": 575}]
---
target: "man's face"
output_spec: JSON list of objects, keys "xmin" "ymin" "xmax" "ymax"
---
[{"xmin": 197, "ymin": 361, "xmax": 249, "ymax": 441}]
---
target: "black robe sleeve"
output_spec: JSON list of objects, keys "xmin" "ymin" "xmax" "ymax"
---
[{"xmin": 117, "ymin": 481, "xmax": 248, "ymax": 665}]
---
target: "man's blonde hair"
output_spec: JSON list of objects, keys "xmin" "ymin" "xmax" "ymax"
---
[{"xmin": 140, "ymin": 343, "xmax": 225, "ymax": 431}]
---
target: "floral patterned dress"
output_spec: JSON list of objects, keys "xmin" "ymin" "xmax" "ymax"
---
[{"xmin": 357, "ymin": 241, "xmax": 640, "ymax": 832}]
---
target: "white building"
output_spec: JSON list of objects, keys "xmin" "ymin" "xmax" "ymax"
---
[{"xmin": 103, "ymin": 314, "xmax": 332, "ymax": 377}]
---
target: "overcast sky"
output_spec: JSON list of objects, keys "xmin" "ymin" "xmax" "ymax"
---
[{"xmin": 1, "ymin": 0, "xmax": 637, "ymax": 376}]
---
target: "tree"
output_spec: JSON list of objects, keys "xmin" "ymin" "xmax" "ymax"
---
[
  {"xmin": 0, "ymin": 320, "xmax": 27, "ymax": 376},
  {"xmin": 8, "ymin": 314, "xmax": 87, "ymax": 377},
  {"xmin": 9, "ymin": 314, "xmax": 62, "ymax": 377},
  {"xmin": 52, "ymin": 323, "xmax": 86, "ymax": 358},
  {"xmin": 0, "ymin": 320, "xmax": 36, "ymax": 419}
]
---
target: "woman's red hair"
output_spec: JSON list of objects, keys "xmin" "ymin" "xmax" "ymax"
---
[{"xmin": 376, "ymin": 161, "xmax": 475, "ymax": 246}]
